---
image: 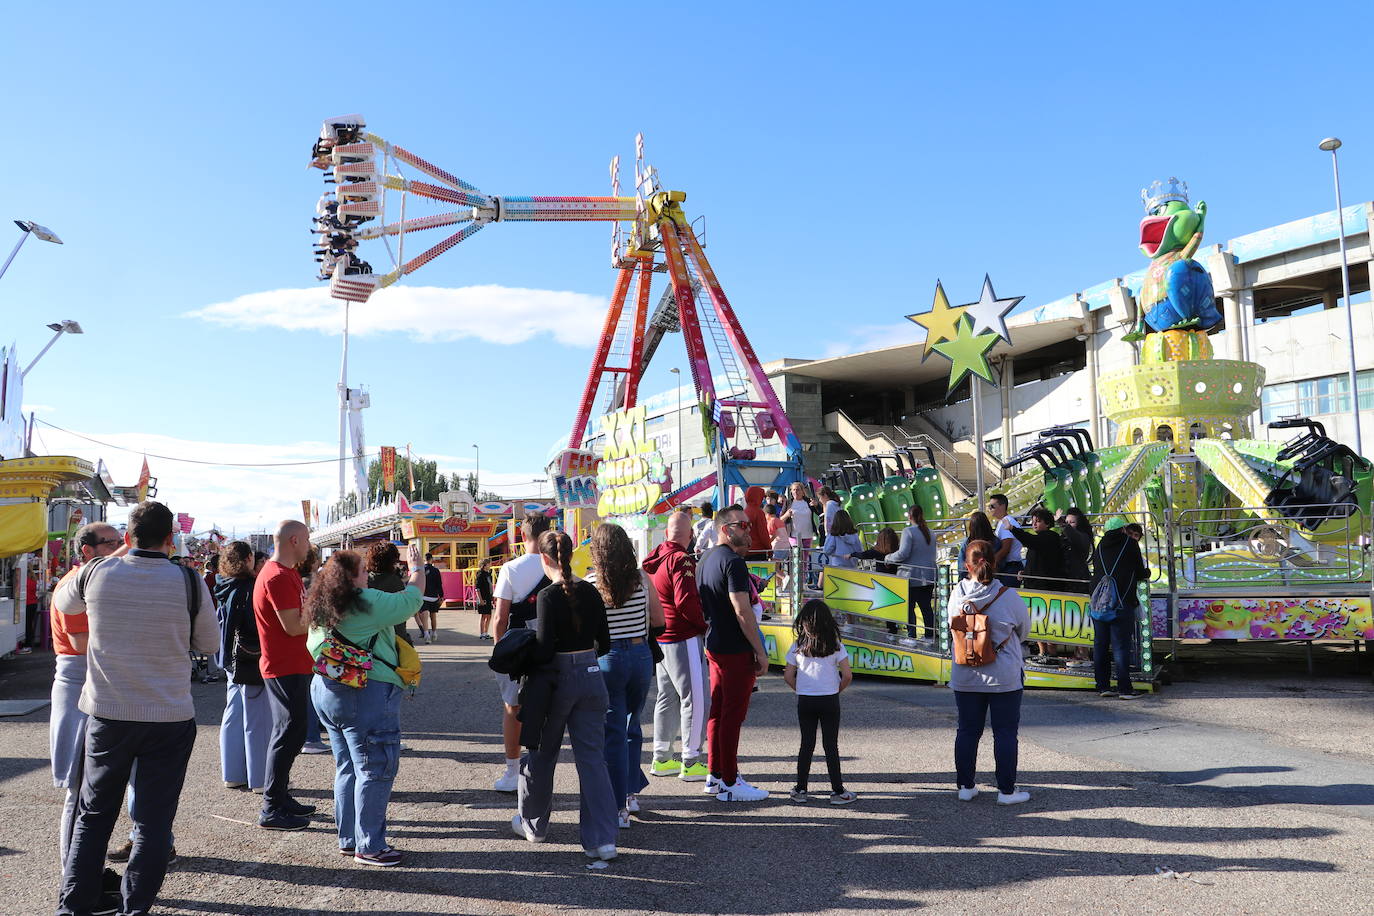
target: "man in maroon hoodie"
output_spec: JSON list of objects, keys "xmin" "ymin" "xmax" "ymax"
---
[
  {"xmin": 743, "ymin": 486, "xmax": 772, "ymax": 556},
  {"xmin": 643, "ymin": 508, "xmax": 711, "ymax": 782}
]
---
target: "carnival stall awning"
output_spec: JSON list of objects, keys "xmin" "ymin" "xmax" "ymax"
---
[{"xmin": 0, "ymin": 456, "xmax": 97, "ymax": 557}]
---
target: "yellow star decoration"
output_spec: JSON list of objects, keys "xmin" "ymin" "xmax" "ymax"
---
[
  {"xmin": 906, "ymin": 281, "xmax": 968, "ymax": 360},
  {"xmin": 931, "ymin": 316, "xmax": 1001, "ymax": 393}
]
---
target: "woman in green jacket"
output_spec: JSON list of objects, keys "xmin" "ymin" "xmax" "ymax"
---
[{"xmin": 307, "ymin": 544, "xmax": 424, "ymax": 867}]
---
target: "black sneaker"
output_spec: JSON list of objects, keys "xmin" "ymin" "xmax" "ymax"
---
[
  {"xmin": 91, "ymin": 891, "xmax": 122, "ymax": 916},
  {"xmin": 167, "ymin": 845, "xmax": 178, "ymax": 865},
  {"xmin": 107, "ymin": 840, "xmax": 132, "ymax": 863},
  {"xmin": 101, "ymin": 867, "xmax": 122, "ymax": 893},
  {"xmin": 259, "ymin": 812, "xmax": 311, "ymax": 831},
  {"xmin": 282, "ymin": 798, "xmax": 317, "ymax": 816}
]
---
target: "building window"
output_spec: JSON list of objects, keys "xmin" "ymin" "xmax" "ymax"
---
[
  {"xmin": 1261, "ymin": 369, "xmax": 1374, "ymax": 423},
  {"xmin": 790, "ymin": 382, "xmax": 818, "ymax": 394}
]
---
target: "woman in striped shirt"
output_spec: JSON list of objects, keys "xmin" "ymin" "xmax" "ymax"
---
[{"xmin": 588, "ymin": 523, "xmax": 665, "ymax": 828}]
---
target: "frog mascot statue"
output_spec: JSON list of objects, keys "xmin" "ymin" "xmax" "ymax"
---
[{"xmin": 1124, "ymin": 178, "xmax": 1222, "ymax": 341}]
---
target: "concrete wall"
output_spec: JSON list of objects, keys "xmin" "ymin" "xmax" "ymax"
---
[
  {"xmin": 1246, "ymin": 299, "xmax": 1374, "ymax": 450},
  {"xmin": 770, "ymin": 373, "xmax": 849, "ymax": 477},
  {"xmin": 921, "ymin": 372, "xmax": 1093, "ymax": 451}
]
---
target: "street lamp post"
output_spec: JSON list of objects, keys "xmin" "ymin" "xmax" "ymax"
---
[
  {"xmin": 23, "ymin": 320, "xmax": 83, "ymax": 378},
  {"xmin": 471, "ymin": 443, "xmax": 480, "ymax": 497},
  {"xmin": 0, "ymin": 220, "xmax": 63, "ymax": 284},
  {"xmin": 669, "ymin": 367, "xmax": 683, "ymax": 487},
  {"xmin": 1320, "ymin": 137, "xmax": 1362, "ymax": 454}
]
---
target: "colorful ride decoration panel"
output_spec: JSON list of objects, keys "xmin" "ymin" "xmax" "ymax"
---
[
  {"xmin": 548, "ymin": 448, "xmax": 600, "ymax": 510},
  {"xmin": 1152, "ymin": 595, "xmax": 1374, "ymax": 640},
  {"xmin": 822, "ymin": 567, "xmax": 909, "ymax": 624},
  {"xmin": 760, "ymin": 622, "xmax": 948, "ymax": 682}
]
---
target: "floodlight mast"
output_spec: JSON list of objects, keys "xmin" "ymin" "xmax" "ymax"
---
[{"xmin": 1, "ymin": 220, "xmax": 63, "ymax": 284}]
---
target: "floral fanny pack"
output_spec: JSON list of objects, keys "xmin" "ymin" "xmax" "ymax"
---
[{"xmin": 313, "ymin": 631, "xmax": 378, "ymax": 689}]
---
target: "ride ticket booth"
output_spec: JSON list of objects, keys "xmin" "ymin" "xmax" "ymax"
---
[{"xmin": 399, "ymin": 490, "xmax": 498, "ymax": 607}]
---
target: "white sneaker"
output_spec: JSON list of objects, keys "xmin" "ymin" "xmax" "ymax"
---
[
  {"xmin": 957, "ymin": 786, "xmax": 979, "ymax": 801},
  {"xmin": 625, "ymin": 794, "xmax": 640, "ymax": 814},
  {"xmin": 997, "ymin": 788, "xmax": 1031, "ymax": 805},
  {"xmin": 510, "ymin": 814, "xmax": 544, "ymax": 842},
  {"xmin": 617, "ymin": 809, "xmax": 631, "ymax": 828},
  {"xmin": 703, "ymin": 774, "xmax": 722, "ymax": 795},
  {"xmin": 301, "ymin": 741, "xmax": 329, "ymax": 755},
  {"xmin": 715, "ymin": 777, "xmax": 769, "ymax": 802},
  {"xmin": 493, "ymin": 770, "xmax": 519, "ymax": 793}
]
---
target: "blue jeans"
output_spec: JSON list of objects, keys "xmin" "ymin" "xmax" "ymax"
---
[
  {"xmin": 221, "ymin": 681, "xmax": 272, "ymax": 789},
  {"xmin": 59, "ymin": 717, "xmax": 196, "ymax": 916},
  {"xmin": 598, "ymin": 640, "xmax": 653, "ymax": 806},
  {"xmin": 518, "ymin": 650, "xmax": 618, "ymax": 850},
  {"xmin": 312, "ymin": 675, "xmax": 402, "ymax": 855},
  {"xmin": 953, "ymin": 689, "xmax": 1022, "ymax": 795},
  {"xmin": 1094, "ymin": 605, "xmax": 1137, "ymax": 694},
  {"xmin": 305, "ymin": 694, "xmax": 323, "ymax": 744}
]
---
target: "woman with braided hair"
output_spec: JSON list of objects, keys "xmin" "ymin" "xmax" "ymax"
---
[
  {"xmin": 586, "ymin": 522, "xmax": 665, "ymax": 827},
  {"xmin": 512, "ymin": 529, "xmax": 618, "ymax": 861}
]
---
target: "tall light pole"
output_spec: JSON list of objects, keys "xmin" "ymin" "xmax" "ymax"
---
[
  {"xmin": 471, "ymin": 443, "xmax": 480, "ymax": 497},
  {"xmin": 337, "ymin": 301, "xmax": 350, "ymax": 502},
  {"xmin": 669, "ymin": 367, "xmax": 683, "ymax": 487},
  {"xmin": 23, "ymin": 320, "xmax": 83, "ymax": 378},
  {"xmin": 1320, "ymin": 137, "xmax": 1361, "ymax": 453},
  {"xmin": 1, "ymin": 220, "xmax": 62, "ymax": 283}
]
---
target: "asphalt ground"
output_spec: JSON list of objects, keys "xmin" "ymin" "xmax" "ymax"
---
[{"xmin": 2, "ymin": 619, "xmax": 1372, "ymax": 915}]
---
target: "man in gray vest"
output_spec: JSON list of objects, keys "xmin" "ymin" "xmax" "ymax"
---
[{"xmin": 55, "ymin": 501, "xmax": 218, "ymax": 916}]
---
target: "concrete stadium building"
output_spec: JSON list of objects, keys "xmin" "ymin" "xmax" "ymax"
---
[{"xmin": 608, "ymin": 201, "xmax": 1374, "ymax": 505}]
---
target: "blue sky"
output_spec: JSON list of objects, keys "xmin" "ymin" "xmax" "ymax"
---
[{"xmin": 5, "ymin": 1, "xmax": 1373, "ymax": 531}]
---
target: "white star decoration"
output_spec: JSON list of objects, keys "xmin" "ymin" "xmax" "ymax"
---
[{"xmin": 959, "ymin": 274, "xmax": 1023, "ymax": 343}]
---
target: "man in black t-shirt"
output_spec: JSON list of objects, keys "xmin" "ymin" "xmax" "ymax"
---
[{"xmin": 696, "ymin": 505, "xmax": 770, "ymax": 802}]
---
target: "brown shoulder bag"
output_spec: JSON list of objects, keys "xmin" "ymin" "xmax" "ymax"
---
[{"xmin": 950, "ymin": 586, "xmax": 1010, "ymax": 667}]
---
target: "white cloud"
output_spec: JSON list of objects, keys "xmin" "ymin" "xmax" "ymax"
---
[
  {"xmin": 184, "ymin": 284, "xmax": 608, "ymax": 347},
  {"xmin": 22, "ymin": 404, "xmax": 57, "ymax": 415},
  {"xmin": 32, "ymin": 426, "xmax": 545, "ymax": 534},
  {"xmin": 820, "ymin": 321, "xmax": 922, "ymax": 358}
]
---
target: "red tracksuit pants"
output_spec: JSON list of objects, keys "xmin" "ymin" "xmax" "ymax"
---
[{"xmin": 706, "ymin": 649, "xmax": 756, "ymax": 785}]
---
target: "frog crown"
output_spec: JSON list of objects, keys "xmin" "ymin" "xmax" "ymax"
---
[{"xmin": 1141, "ymin": 177, "xmax": 1189, "ymax": 213}]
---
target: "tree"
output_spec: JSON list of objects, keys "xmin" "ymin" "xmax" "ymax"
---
[
  {"xmin": 464, "ymin": 472, "xmax": 477, "ymax": 498},
  {"xmin": 367, "ymin": 455, "xmax": 452, "ymax": 502}
]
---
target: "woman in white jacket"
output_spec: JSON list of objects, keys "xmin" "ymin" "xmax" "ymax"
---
[{"xmin": 946, "ymin": 539, "xmax": 1031, "ymax": 805}]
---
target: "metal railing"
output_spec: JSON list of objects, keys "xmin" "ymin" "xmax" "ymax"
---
[{"xmin": 1170, "ymin": 503, "xmax": 1367, "ymax": 590}]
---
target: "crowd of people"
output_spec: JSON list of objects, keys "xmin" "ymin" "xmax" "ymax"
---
[{"xmin": 40, "ymin": 489, "xmax": 1149, "ymax": 914}]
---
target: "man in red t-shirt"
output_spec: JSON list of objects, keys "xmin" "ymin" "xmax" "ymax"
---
[{"xmin": 253, "ymin": 519, "xmax": 316, "ymax": 830}]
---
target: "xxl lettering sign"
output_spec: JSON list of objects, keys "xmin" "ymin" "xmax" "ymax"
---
[{"xmin": 596, "ymin": 406, "xmax": 669, "ymax": 518}]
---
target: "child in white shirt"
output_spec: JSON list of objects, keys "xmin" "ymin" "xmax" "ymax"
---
[{"xmin": 783, "ymin": 599, "xmax": 855, "ymax": 804}]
